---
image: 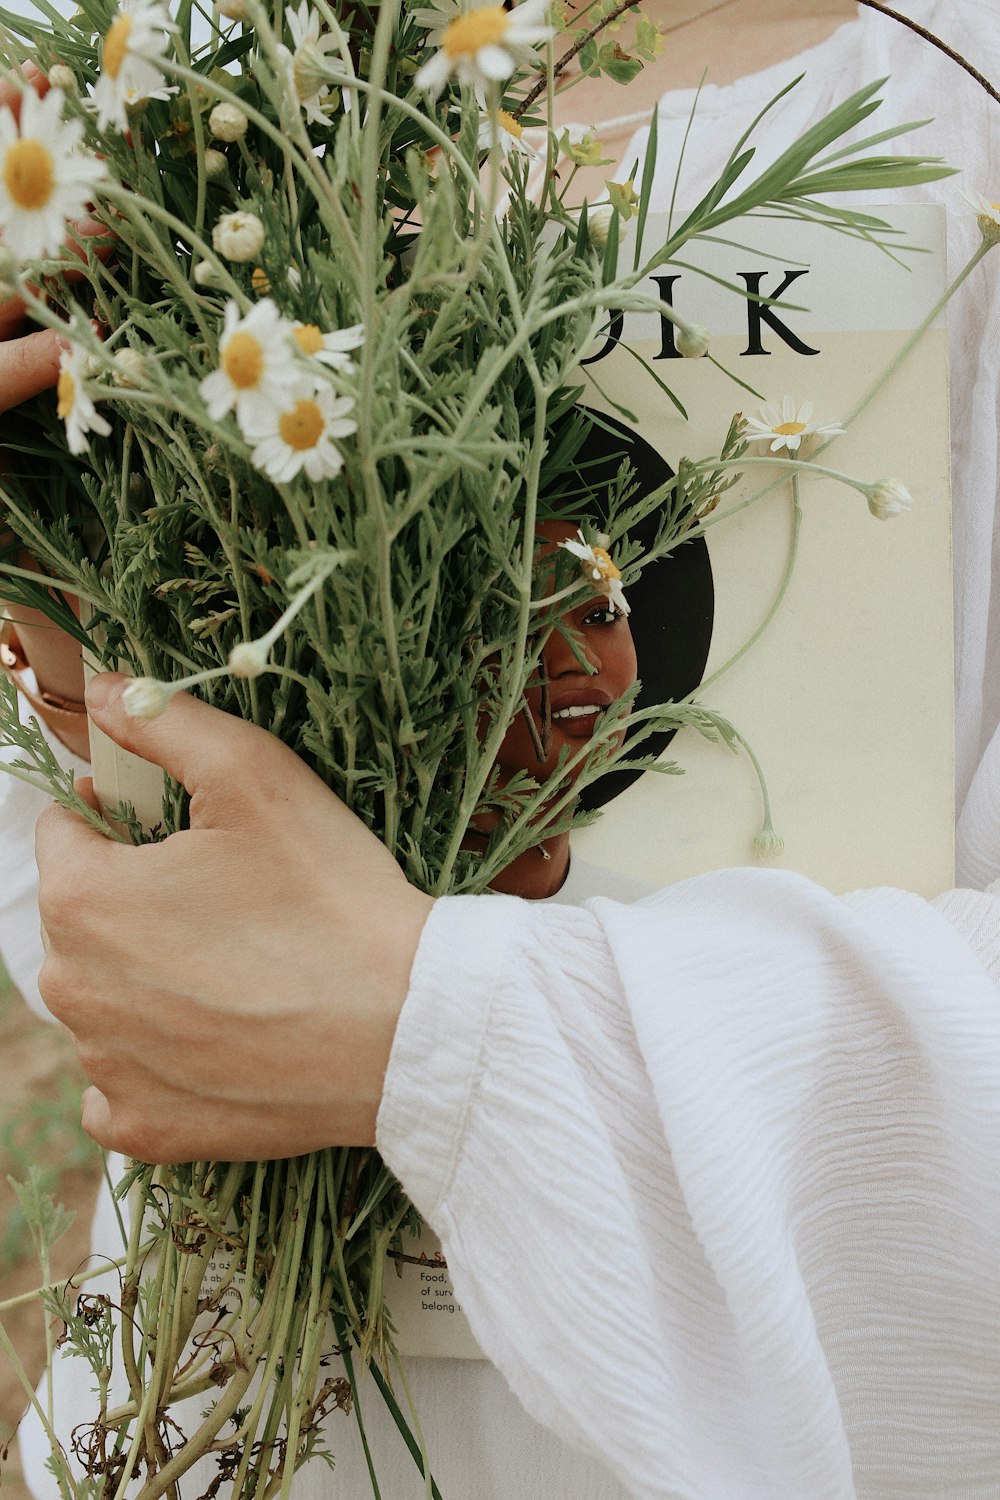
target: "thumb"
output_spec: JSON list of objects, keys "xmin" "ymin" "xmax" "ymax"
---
[{"xmin": 84, "ymin": 671, "xmax": 304, "ymax": 822}]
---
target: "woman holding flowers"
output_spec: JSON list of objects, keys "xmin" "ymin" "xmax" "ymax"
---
[{"xmin": 7, "ymin": 0, "xmax": 1000, "ymax": 1498}]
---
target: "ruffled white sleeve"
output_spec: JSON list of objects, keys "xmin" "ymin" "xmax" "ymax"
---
[{"xmin": 377, "ymin": 869, "xmax": 1000, "ymax": 1500}]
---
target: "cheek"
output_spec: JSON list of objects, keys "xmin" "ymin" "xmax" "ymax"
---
[
  {"xmin": 605, "ymin": 629, "xmax": 638, "ymax": 696},
  {"xmin": 495, "ymin": 701, "xmax": 545, "ymax": 772}
]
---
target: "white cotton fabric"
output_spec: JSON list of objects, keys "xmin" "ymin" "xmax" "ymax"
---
[{"xmin": 378, "ymin": 877, "xmax": 1000, "ymax": 1499}]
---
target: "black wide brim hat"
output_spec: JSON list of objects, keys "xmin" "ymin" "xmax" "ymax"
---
[{"xmin": 540, "ymin": 409, "xmax": 715, "ymax": 813}]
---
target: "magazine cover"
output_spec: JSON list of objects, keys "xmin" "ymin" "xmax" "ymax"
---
[{"xmin": 572, "ymin": 202, "xmax": 953, "ymax": 897}]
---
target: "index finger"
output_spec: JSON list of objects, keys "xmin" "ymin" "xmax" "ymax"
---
[{"xmin": 0, "ymin": 59, "xmax": 47, "ymax": 119}]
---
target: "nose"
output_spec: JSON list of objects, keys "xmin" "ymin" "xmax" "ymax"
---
[{"xmin": 543, "ymin": 623, "xmax": 600, "ymax": 679}]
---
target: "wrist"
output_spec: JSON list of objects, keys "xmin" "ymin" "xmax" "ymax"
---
[{"xmin": 0, "ymin": 618, "xmax": 91, "ymax": 759}]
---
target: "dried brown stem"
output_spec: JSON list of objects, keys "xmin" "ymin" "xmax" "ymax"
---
[
  {"xmin": 515, "ymin": 0, "xmax": 644, "ymax": 119},
  {"xmin": 855, "ymin": 2, "xmax": 1000, "ymax": 105}
]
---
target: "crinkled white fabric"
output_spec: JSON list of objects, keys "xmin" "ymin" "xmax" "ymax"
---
[
  {"xmin": 0, "ymin": 686, "xmax": 89, "ymax": 1020},
  {"xmin": 378, "ymin": 877, "xmax": 1000, "ymax": 1498}
]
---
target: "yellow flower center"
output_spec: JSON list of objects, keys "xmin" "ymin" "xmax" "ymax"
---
[
  {"xmin": 774, "ymin": 420, "xmax": 807, "ymax": 436},
  {"xmin": 497, "ymin": 108, "xmax": 523, "ymax": 140},
  {"xmin": 443, "ymin": 7, "xmax": 509, "ymax": 58},
  {"xmin": 293, "ymin": 323, "xmax": 325, "ymax": 355},
  {"xmin": 591, "ymin": 547, "xmax": 620, "ymax": 582},
  {"xmin": 103, "ymin": 13, "xmax": 133, "ymax": 80},
  {"xmin": 251, "ymin": 267, "xmax": 271, "ymax": 294},
  {"xmin": 3, "ymin": 138, "xmax": 55, "ymax": 211},
  {"xmin": 279, "ymin": 398, "xmax": 324, "ymax": 450},
  {"xmin": 56, "ymin": 367, "xmax": 76, "ymax": 418},
  {"xmin": 222, "ymin": 331, "xmax": 265, "ymax": 389}
]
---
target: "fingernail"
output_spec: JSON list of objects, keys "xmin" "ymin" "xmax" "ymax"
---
[{"xmin": 85, "ymin": 671, "xmax": 126, "ymax": 713}]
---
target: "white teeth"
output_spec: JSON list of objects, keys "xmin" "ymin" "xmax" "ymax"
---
[{"xmin": 552, "ymin": 705, "xmax": 603, "ymax": 720}]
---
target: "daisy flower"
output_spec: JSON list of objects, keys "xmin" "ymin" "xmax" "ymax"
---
[
  {"xmin": 964, "ymin": 189, "xmax": 1000, "ymax": 249},
  {"xmin": 559, "ymin": 530, "xmax": 631, "ymax": 616},
  {"xmin": 476, "ymin": 107, "xmax": 543, "ymax": 161},
  {"xmin": 277, "ymin": 3, "xmax": 341, "ymax": 126},
  {"xmin": 744, "ymin": 396, "xmax": 844, "ymax": 454},
  {"xmin": 247, "ymin": 382, "xmax": 357, "ymax": 483},
  {"xmin": 92, "ymin": 0, "xmax": 177, "ymax": 133},
  {"xmin": 199, "ymin": 299, "xmax": 301, "ymax": 433},
  {"xmin": 290, "ymin": 320, "xmax": 364, "ymax": 371},
  {"xmin": 56, "ymin": 343, "xmax": 112, "ymax": 455},
  {"xmin": 415, "ymin": 0, "xmax": 553, "ymax": 100},
  {"xmin": 0, "ymin": 88, "xmax": 105, "ymax": 261}
]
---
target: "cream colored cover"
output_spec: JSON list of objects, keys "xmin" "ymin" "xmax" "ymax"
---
[{"xmin": 574, "ymin": 204, "xmax": 953, "ymax": 897}]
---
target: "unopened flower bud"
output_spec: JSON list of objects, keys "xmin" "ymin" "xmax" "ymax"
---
[
  {"xmin": 675, "ymin": 322, "xmax": 709, "ymax": 359},
  {"xmin": 212, "ymin": 210, "xmax": 265, "ymax": 263},
  {"xmin": 193, "ymin": 258, "xmax": 224, "ymax": 287},
  {"xmin": 209, "ymin": 102, "xmax": 249, "ymax": 142},
  {"xmin": 216, "ymin": 0, "xmax": 250, "ymax": 19},
  {"xmin": 48, "ymin": 64, "xmax": 76, "ymax": 91},
  {"xmin": 866, "ymin": 478, "xmax": 913, "ymax": 522},
  {"xmin": 228, "ymin": 640, "xmax": 270, "ymax": 677},
  {"xmin": 584, "ymin": 203, "xmax": 614, "ymax": 248},
  {"xmin": 122, "ymin": 677, "xmax": 172, "ymax": 719},
  {"xmin": 112, "ymin": 348, "xmax": 146, "ymax": 386},
  {"xmin": 752, "ymin": 824, "xmax": 784, "ymax": 861},
  {"xmin": 203, "ymin": 147, "xmax": 228, "ymax": 180}
]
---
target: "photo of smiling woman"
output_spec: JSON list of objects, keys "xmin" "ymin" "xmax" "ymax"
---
[{"xmin": 480, "ymin": 413, "xmax": 716, "ymax": 902}]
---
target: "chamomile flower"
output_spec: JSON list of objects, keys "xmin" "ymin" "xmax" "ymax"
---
[
  {"xmin": 57, "ymin": 343, "xmax": 112, "ymax": 455},
  {"xmin": 0, "ymin": 88, "xmax": 105, "ymax": 261},
  {"xmin": 559, "ymin": 530, "xmax": 631, "ymax": 616},
  {"xmin": 744, "ymin": 396, "xmax": 844, "ymax": 454},
  {"xmin": 92, "ymin": 0, "xmax": 177, "ymax": 132},
  {"xmin": 965, "ymin": 189, "xmax": 1000, "ymax": 249},
  {"xmin": 290, "ymin": 319, "xmax": 364, "ymax": 372},
  {"xmin": 415, "ymin": 0, "xmax": 553, "ymax": 100},
  {"xmin": 277, "ymin": 3, "xmax": 341, "ymax": 126},
  {"xmin": 475, "ymin": 107, "xmax": 542, "ymax": 161},
  {"xmin": 247, "ymin": 382, "xmax": 357, "ymax": 483},
  {"xmin": 199, "ymin": 298, "xmax": 300, "ymax": 432}
]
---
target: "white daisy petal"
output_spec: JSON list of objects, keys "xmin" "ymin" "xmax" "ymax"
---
[
  {"xmin": 56, "ymin": 343, "xmax": 112, "ymax": 455},
  {"xmin": 92, "ymin": 0, "xmax": 177, "ymax": 132},
  {"xmin": 745, "ymin": 395, "xmax": 844, "ymax": 454},
  {"xmin": 417, "ymin": 0, "xmax": 553, "ymax": 97},
  {"xmin": 0, "ymin": 88, "xmax": 106, "ymax": 261},
  {"xmin": 248, "ymin": 382, "xmax": 355, "ymax": 483},
  {"xmin": 199, "ymin": 298, "xmax": 302, "ymax": 434}
]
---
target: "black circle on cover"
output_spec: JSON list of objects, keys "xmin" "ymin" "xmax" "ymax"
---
[{"xmin": 543, "ymin": 410, "xmax": 715, "ymax": 813}]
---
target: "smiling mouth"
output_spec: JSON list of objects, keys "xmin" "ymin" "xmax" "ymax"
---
[{"xmin": 552, "ymin": 704, "xmax": 605, "ymax": 721}]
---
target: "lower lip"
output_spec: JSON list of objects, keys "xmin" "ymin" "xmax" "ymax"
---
[{"xmin": 552, "ymin": 711, "xmax": 604, "ymax": 738}]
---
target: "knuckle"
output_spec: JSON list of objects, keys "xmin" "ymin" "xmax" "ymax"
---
[{"xmin": 37, "ymin": 953, "xmax": 79, "ymax": 1024}]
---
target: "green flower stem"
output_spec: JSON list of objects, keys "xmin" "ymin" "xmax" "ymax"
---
[
  {"xmin": 99, "ymin": 182, "xmax": 244, "ymax": 319},
  {"xmin": 837, "ymin": 237, "xmax": 991, "ymax": 432},
  {"xmin": 697, "ymin": 474, "xmax": 803, "ymax": 698},
  {"xmin": 0, "ymin": 1317, "xmax": 71, "ymax": 1482},
  {"xmin": 433, "ymin": 376, "xmax": 550, "ymax": 894}
]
